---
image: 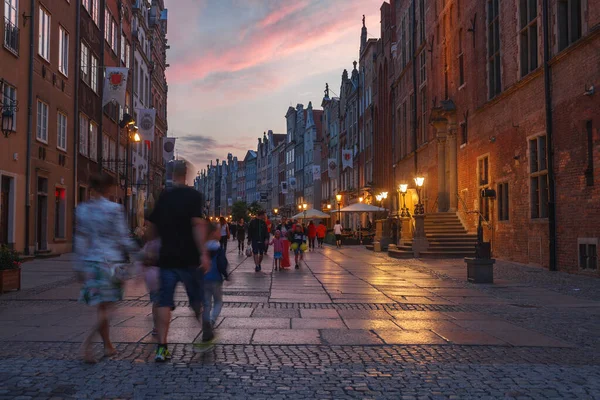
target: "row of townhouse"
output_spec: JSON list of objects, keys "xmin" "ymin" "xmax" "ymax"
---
[{"xmin": 0, "ymin": 0, "xmax": 169, "ymax": 255}]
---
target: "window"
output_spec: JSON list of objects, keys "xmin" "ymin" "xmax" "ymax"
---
[
  {"xmin": 420, "ymin": 87, "xmax": 427, "ymax": 144},
  {"xmin": 2, "ymin": 83, "xmax": 16, "ymax": 131},
  {"xmin": 119, "ymin": 145, "xmax": 125, "ymax": 174},
  {"xmin": 89, "ymin": 122, "xmax": 97, "ymax": 161},
  {"xmin": 102, "ymin": 135, "xmax": 109, "ymax": 165},
  {"xmin": 80, "ymin": 43, "xmax": 89, "ymax": 84},
  {"xmin": 90, "ymin": 54, "xmax": 98, "ymax": 93},
  {"xmin": 36, "ymin": 100, "xmax": 48, "ymax": 142},
  {"xmin": 497, "ymin": 182, "xmax": 509, "ymax": 221},
  {"xmin": 38, "ymin": 7, "xmax": 50, "ymax": 61},
  {"xmin": 92, "ymin": 0, "xmax": 100, "ymax": 25},
  {"xmin": 112, "ymin": 20, "xmax": 118, "ymax": 50},
  {"xmin": 54, "ymin": 188, "xmax": 66, "ymax": 239},
  {"xmin": 104, "ymin": 8, "xmax": 112, "ymax": 45},
  {"xmin": 478, "ymin": 156, "xmax": 490, "ymax": 220},
  {"xmin": 487, "ymin": 0, "xmax": 501, "ymax": 99},
  {"xmin": 145, "ymin": 75, "xmax": 150, "ymax": 105},
  {"xmin": 558, "ymin": 0, "xmax": 582, "ymax": 51},
  {"xmin": 57, "ymin": 112, "xmax": 67, "ymax": 151},
  {"xmin": 519, "ymin": 0, "xmax": 538, "ymax": 77},
  {"xmin": 79, "ymin": 114, "xmax": 89, "ymax": 156},
  {"xmin": 58, "ymin": 26, "xmax": 69, "ymax": 76},
  {"xmin": 579, "ymin": 240, "xmax": 597, "ymax": 270},
  {"xmin": 133, "ymin": 59, "xmax": 139, "ymax": 94},
  {"xmin": 82, "ymin": 0, "xmax": 90, "ymax": 12},
  {"xmin": 419, "ymin": 0, "xmax": 426, "ymax": 44},
  {"xmin": 121, "ymin": 34, "xmax": 126, "ymax": 63},
  {"xmin": 4, "ymin": 0, "xmax": 19, "ymax": 53},
  {"xmin": 529, "ymin": 135, "xmax": 548, "ymax": 218},
  {"xmin": 458, "ymin": 29, "xmax": 465, "ymax": 86}
]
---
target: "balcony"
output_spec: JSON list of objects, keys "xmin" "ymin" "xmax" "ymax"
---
[{"xmin": 4, "ymin": 18, "xmax": 19, "ymax": 55}]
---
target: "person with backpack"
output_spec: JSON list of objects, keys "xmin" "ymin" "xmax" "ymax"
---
[{"xmin": 247, "ymin": 211, "xmax": 269, "ymax": 272}]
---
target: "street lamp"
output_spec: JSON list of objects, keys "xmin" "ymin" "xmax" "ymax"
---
[
  {"xmin": 119, "ymin": 113, "xmax": 140, "ymax": 229},
  {"xmin": 274, "ymin": 208, "xmax": 279, "ymax": 217},
  {"xmin": 399, "ymin": 184, "xmax": 410, "ymax": 218},
  {"xmin": 414, "ymin": 176, "xmax": 425, "ymax": 215},
  {"xmin": 359, "ymin": 197, "xmax": 363, "ymax": 203},
  {"xmin": 335, "ymin": 194, "xmax": 342, "ymax": 222}
]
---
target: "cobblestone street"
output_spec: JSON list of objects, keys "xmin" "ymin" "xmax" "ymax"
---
[{"xmin": 1, "ymin": 247, "xmax": 599, "ymax": 399}]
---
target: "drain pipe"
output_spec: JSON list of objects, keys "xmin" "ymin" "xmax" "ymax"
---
[
  {"xmin": 542, "ymin": 0, "xmax": 557, "ymax": 271},
  {"xmin": 24, "ymin": 0, "xmax": 35, "ymax": 255},
  {"xmin": 73, "ymin": 0, "xmax": 82, "ymax": 242}
]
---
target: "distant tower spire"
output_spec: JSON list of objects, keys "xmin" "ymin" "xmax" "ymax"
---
[{"xmin": 360, "ymin": 14, "xmax": 367, "ymax": 55}]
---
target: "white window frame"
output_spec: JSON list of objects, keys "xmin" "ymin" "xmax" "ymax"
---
[
  {"xmin": 529, "ymin": 134, "xmax": 549, "ymax": 219},
  {"xmin": 57, "ymin": 112, "xmax": 67, "ymax": 151},
  {"xmin": 36, "ymin": 100, "xmax": 48, "ymax": 143},
  {"xmin": 2, "ymin": 83, "xmax": 17, "ymax": 131},
  {"xmin": 90, "ymin": 54, "xmax": 98, "ymax": 93},
  {"xmin": 79, "ymin": 114, "xmax": 89, "ymax": 156},
  {"xmin": 5, "ymin": 0, "xmax": 18, "ymax": 26},
  {"xmin": 519, "ymin": 0, "xmax": 539, "ymax": 78},
  {"xmin": 38, "ymin": 6, "xmax": 51, "ymax": 61},
  {"xmin": 81, "ymin": 42, "xmax": 89, "ymax": 84},
  {"xmin": 89, "ymin": 121, "xmax": 98, "ymax": 161},
  {"xmin": 92, "ymin": 0, "xmax": 99, "ymax": 25},
  {"xmin": 58, "ymin": 26, "xmax": 69, "ymax": 77}
]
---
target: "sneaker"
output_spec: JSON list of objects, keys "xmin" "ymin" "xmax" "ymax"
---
[
  {"xmin": 155, "ymin": 346, "xmax": 171, "ymax": 362},
  {"xmin": 210, "ymin": 319, "xmax": 216, "ymax": 329},
  {"xmin": 295, "ymin": 264, "xmax": 299, "ymax": 269},
  {"xmin": 258, "ymin": 265, "xmax": 262, "ymax": 271},
  {"xmin": 193, "ymin": 338, "xmax": 215, "ymax": 353},
  {"xmin": 255, "ymin": 265, "xmax": 260, "ymax": 272}
]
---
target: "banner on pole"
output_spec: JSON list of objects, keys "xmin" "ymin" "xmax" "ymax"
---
[
  {"xmin": 289, "ymin": 177, "xmax": 297, "ymax": 190},
  {"xmin": 313, "ymin": 165, "xmax": 321, "ymax": 181},
  {"xmin": 328, "ymin": 158, "xmax": 337, "ymax": 179},
  {"xmin": 135, "ymin": 108, "xmax": 156, "ymax": 142},
  {"xmin": 342, "ymin": 150, "xmax": 353, "ymax": 170},
  {"xmin": 163, "ymin": 138, "xmax": 176, "ymax": 163},
  {"xmin": 102, "ymin": 67, "xmax": 129, "ymax": 107}
]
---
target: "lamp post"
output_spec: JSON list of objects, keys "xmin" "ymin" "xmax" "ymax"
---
[
  {"xmin": 399, "ymin": 184, "xmax": 410, "ymax": 218},
  {"xmin": 335, "ymin": 194, "xmax": 342, "ymax": 222},
  {"xmin": 119, "ymin": 113, "xmax": 141, "ymax": 228},
  {"xmin": 414, "ymin": 176, "xmax": 425, "ymax": 215}
]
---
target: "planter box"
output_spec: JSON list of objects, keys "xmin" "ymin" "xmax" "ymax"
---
[
  {"xmin": 0, "ymin": 268, "xmax": 21, "ymax": 293},
  {"xmin": 465, "ymin": 258, "xmax": 495, "ymax": 284}
]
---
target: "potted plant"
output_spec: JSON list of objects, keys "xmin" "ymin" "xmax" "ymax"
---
[{"xmin": 0, "ymin": 245, "xmax": 22, "ymax": 293}]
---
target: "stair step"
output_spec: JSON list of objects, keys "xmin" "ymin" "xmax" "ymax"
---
[
  {"xmin": 419, "ymin": 251, "xmax": 475, "ymax": 259},
  {"xmin": 388, "ymin": 249, "xmax": 416, "ymax": 259}
]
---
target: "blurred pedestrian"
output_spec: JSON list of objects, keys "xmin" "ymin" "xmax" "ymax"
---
[
  {"xmin": 74, "ymin": 173, "xmax": 138, "ymax": 363},
  {"xmin": 247, "ymin": 211, "xmax": 269, "ymax": 272},
  {"xmin": 307, "ymin": 221, "xmax": 316, "ymax": 251},
  {"xmin": 291, "ymin": 224, "xmax": 306, "ymax": 269},
  {"xmin": 333, "ymin": 220, "xmax": 344, "ymax": 248},
  {"xmin": 230, "ymin": 220, "xmax": 237, "ymax": 242},
  {"xmin": 236, "ymin": 218, "xmax": 246, "ymax": 254},
  {"xmin": 146, "ymin": 160, "xmax": 210, "ymax": 362},
  {"xmin": 269, "ymin": 230, "xmax": 285, "ymax": 271},
  {"xmin": 218, "ymin": 217, "xmax": 230, "ymax": 251},
  {"xmin": 316, "ymin": 221, "xmax": 326, "ymax": 248}
]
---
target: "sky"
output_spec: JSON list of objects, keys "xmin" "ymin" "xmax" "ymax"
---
[{"xmin": 165, "ymin": 0, "xmax": 383, "ymax": 175}]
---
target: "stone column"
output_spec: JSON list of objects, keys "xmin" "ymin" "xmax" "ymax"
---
[
  {"xmin": 432, "ymin": 118, "xmax": 448, "ymax": 212},
  {"xmin": 412, "ymin": 214, "xmax": 429, "ymax": 257},
  {"xmin": 447, "ymin": 120, "xmax": 458, "ymax": 211}
]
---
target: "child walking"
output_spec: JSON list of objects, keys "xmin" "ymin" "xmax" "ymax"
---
[
  {"xmin": 196, "ymin": 226, "xmax": 228, "ymax": 351},
  {"xmin": 269, "ymin": 230, "xmax": 285, "ymax": 271},
  {"xmin": 291, "ymin": 224, "xmax": 306, "ymax": 269}
]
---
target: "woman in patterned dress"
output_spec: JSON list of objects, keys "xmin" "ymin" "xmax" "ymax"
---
[{"xmin": 74, "ymin": 173, "xmax": 138, "ymax": 363}]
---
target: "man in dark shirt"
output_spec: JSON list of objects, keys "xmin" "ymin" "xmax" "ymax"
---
[
  {"xmin": 247, "ymin": 210, "xmax": 269, "ymax": 272},
  {"xmin": 148, "ymin": 160, "xmax": 210, "ymax": 362}
]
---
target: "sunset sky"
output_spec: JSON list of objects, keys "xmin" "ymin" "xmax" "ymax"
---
[{"xmin": 165, "ymin": 0, "xmax": 383, "ymax": 174}]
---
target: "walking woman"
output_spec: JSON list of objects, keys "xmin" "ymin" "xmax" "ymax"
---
[
  {"xmin": 236, "ymin": 218, "xmax": 246, "ymax": 254},
  {"xmin": 218, "ymin": 217, "xmax": 230, "ymax": 251},
  {"xmin": 74, "ymin": 173, "xmax": 138, "ymax": 363},
  {"xmin": 307, "ymin": 221, "xmax": 317, "ymax": 251}
]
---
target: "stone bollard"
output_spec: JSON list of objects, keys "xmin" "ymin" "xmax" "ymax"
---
[{"xmin": 465, "ymin": 257, "xmax": 495, "ymax": 283}]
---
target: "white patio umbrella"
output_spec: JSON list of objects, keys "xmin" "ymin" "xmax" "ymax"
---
[{"xmin": 291, "ymin": 209, "xmax": 331, "ymax": 220}]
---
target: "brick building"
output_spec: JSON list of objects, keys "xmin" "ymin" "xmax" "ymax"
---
[{"xmin": 388, "ymin": 0, "xmax": 599, "ymax": 272}]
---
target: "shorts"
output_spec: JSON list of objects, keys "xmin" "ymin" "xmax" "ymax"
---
[
  {"xmin": 274, "ymin": 251, "xmax": 282, "ymax": 259},
  {"xmin": 149, "ymin": 290, "xmax": 160, "ymax": 304},
  {"xmin": 252, "ymin": 241, "xmax": 265, "ymax": 255},
  {"xmin": 335, "ymin": 234, "xmax": 342, "ymax": 241},
  {"xmin": 158, "ymin": 268, "xmax": 203, "ymax": 312}
]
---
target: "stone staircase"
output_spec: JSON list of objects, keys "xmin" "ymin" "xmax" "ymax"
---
[{"xmin": 389, "ymin": 212, "xmax": 477, "ymax": 259}]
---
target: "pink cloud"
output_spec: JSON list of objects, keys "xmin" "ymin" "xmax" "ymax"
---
[
  {"xmin": 257, "ymin": 0, "xmax": 310, "ymax": 29},
  {"xmin": 167, "ymin": 0, "xmax": 381, "ymax": 85}
]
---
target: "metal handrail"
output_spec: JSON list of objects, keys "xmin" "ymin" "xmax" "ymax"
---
[{"xmin": 457, "ymin": 193, "xmax": 492, "ymax": 229}]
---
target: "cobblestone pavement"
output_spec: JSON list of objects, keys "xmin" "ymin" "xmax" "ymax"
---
[{"xmin": 1, "ymin": 247, "xmax": 599, "ymax": 399}]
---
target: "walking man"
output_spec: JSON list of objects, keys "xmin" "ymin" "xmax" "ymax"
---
[
  {"xmin": 247, "ymin": 210, "xmax": 269, "ymax": 272},
  {"xmin": 147, "ymin": 160, "xmax": 210, "ymax": 362}
]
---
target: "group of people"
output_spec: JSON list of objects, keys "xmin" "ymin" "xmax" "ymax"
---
[{"xmin": 74, "ymin": 162, "xmax": 227, "ymax": 363}]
